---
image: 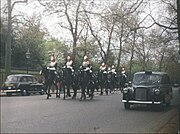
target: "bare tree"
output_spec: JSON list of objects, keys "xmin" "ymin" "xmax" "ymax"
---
[{"xmin": 38, "ymin": 0, "xmax": 86, "ymax": 61}]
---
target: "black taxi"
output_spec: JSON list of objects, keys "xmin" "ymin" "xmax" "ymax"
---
[
  {"xmin": 122, "ymin": 71, "xmax": 172, "ymax": 110},
  {"xmin": 1, "ymin": 74, "xmax": 44, "ymax": 96}
]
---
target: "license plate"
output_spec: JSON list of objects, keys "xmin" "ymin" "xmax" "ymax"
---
[{"xmin": 8, "ymin": 87, "xmax": 12, "ymax": 89}]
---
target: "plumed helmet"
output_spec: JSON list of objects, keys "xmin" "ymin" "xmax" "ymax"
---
[
  {"xmin": 84, "ymin": 55, "xmax": 88, "ymax": 60},
  {"xmin": 102, "ymin": 62, "xmax": 105, "ymax": 67},
  {"xmin": 67, "ymin": 56, "xmax": 71, "ymax": 60}
]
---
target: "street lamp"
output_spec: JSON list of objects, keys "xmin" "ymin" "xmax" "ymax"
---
[{"xmin": 25, "ymin": 49, "xmax": 31, "ymax": 74}]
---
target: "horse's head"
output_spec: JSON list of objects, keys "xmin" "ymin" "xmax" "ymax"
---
[{"xmin": 40, "ymin": 65, "xmax": 51, "ymax": 79}]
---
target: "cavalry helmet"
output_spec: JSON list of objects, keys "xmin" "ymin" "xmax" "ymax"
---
[
  {"xmin": 67, "ymin": 56, "xmax": 71, "ymax": 60},
  {"xmin": 84, "ymin": 55, "xmax": 88, "ymax": 60},
  {"xmin": 112, "ymin": 65, "xmax": 115, "ymax": 69},
  {"xmin": 102, "ymin": 62, "xmax": 105, "ymax": 67}
]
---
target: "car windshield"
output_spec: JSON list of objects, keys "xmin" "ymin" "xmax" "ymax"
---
[
  {"xmin": 133, "ymin": 74, "xmax": 161, "ymax": 85},
  {"xmin": 6, "ymin": 76, "xmax": 19, "ymax": 82}
]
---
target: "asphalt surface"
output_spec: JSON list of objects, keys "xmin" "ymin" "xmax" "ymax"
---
[{"xmin": 1, "ymin": 88, "xmax": 180, "ymax": 133}]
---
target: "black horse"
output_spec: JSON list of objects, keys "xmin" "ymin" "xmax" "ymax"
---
[
  {"xmin": 107, "ymin": 72, "xmax": 117, "ymax": 94},
  {"xmin": 79, "ymin": 67, "xmax": 94, "ymax": 100},
  {"xmin": 98, "ymin": 71, "xmax": 108, "ymax": 95},
  {"xmin": 118, "ymin": 73, "xmax": 127, "ymax": 92},
  {"xmin": 61, "ymin": 66, "xmax": 77, "ymax": 100},
  {"xmin": 40, "ymin": 66, "xmax": 61, "ymax": 99}
]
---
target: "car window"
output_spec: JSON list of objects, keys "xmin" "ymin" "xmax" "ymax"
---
[
  {"xmin": 20, "ymin": 77, "xmax": 27, "ymax": 82},
  {"xmin": 32, "ymin": 77, "xmax": 38, "ymax": 83},
  {"xmin": 6, "ymin": 76, "xmax": 19, "ymax": 82},
  {"xmin": 27, "ymin": 76, "xmax": 33, "ymax": 83},
  {"xmin": 133, "ymin": 74, "xmax": 161, "ymax": 85}
]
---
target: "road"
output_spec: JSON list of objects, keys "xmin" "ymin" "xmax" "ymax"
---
[{"xmin": 1, "ymin": 88, "xmax": 179, "ymax": 133}]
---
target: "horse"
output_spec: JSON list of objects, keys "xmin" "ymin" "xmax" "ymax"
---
[
  {"xmin": 118, "ymin": 73, "xmax": 127, "ymax": 92},
  {"xmin": 61, "ymin": 66, "xmax": 77, "ymax": 100},
  {"xmin": 98, "ymin": 70, "xmax": 108, "ymax": 95},
  {"xmin": 79, "ymin": 67, "xmax": 94, "ymax": 101},
  {"xmin": 107, "ymin": 72, "xmax": 118, "ymax": 94},
  {"xmin": 40, "ymin": 66, "xmax": 61, "ymax": 99}
]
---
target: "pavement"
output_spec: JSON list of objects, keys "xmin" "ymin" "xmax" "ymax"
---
[
  {"xmin": 1, "ymin": 90, "xmax": 180, "ymax": 133},
  {"xmin": 157, "ymin": 108, "xmax": 179, "ymax": 134}
]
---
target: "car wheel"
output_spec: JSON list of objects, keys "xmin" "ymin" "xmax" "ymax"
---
[
  {"xmin": 124, "ymin": 102, "xmax": 130, "ymax": 110},
  {"xmin": 21, "ymin": 89, "xmax": 28, "ymax": 96}
]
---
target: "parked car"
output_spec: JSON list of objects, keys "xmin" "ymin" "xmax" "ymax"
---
[
  {"xmin": 122, "ymin": 71, "xmax": 173, "ymax": 110},
  {"xmin": 1, "ymin": 74, "xmax": 45, "ymax": 96}
]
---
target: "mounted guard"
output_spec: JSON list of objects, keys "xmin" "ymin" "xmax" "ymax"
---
[
  {"xmin": 99, "ymin": 62, "xmax": 108, "ymax": 95},
  {"xmin": 79, "ymin": 55, "xmax": 94, "ymax": 100}
]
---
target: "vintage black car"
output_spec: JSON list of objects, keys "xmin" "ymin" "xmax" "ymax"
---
[
  {"xmin": 1, "ymin": 74, "xmax": 45, "ymax": 96},
  {"xmin": 122, "ymin": 71, "xmax": 172, "ymax": 110}
]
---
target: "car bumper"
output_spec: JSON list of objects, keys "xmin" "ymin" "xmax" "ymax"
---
[
  {"xmin": 122, "ymin": 100, "xmax": 161, "ymax": 104},
  {"xmin": 2, "ymin": 89, "xmax": 21, "ymax": 93}
]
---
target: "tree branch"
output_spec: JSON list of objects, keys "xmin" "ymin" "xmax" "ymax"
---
[{"xmin": 11, "ymin": 0, "xmax": 28, "ymax": 12}]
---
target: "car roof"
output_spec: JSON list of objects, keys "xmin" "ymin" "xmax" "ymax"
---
[
  {"xmin": 134, "ymin": 71, "xmax": 168, "ymax": 75},
  {"xmin": 7, "ymin": 74, "xmax": 34, "ymax": 77}
]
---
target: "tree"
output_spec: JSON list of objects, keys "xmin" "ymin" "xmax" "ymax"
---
[
  {"xmin": 12, "ymin": 15, "xmax": 47, "ymax": 69},
  {"xmin": 38, "ymin": 0, "xmax": 85, "ymax": 61},
  {"xmin": 41, "ymin": 37, "xmax": 69, "ymax": 67},
  {"xmin": 4, "ymin": 0, "xmax": 28, "ymax": 77},
  {"xmin": 0, "ymin": 18, "xmax": 8, "ymax": 68}
]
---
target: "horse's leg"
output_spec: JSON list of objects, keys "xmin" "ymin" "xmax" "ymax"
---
[
  {"xmin": 100, "ymin": 87, "xmax": 103, "ymax": 95},
  {"xmin": 79, "ymin": 86, "xmax": 85, "ymax": 101},
  {"xmin": 72, "ymin": 86, "xmax": 77, "ymax": 99},
  {"xmin": 63, "ymin": 84, "xmax": 66, "ymax": 100},
  {"xmin": 83, "ymin": 87, "xmax": 86, "ymax": 100},
  {"xmin": 90, "ymin": 87, "xmax": 94, "ymax": 100},
  {"xmin": 90, "ymin": 83, "xmax": 94, "ymax": 100},
  {"xmin": 66, "ymin": 85, "xmax": 71, "ymax": 97},
  {"xmin": 46, "ymin": 86, "xmax": 49, "ymax": 99},
  {"xmin": 79, "ymin": 87, "xmax": 83, "ymax": 101},
  {"xmin": 47, "ymin": 85, "xmax": 51, "ymax": 99},
  {"xmin": 55, "ymin": 82, "xmax": 60, "ymax": 98}
]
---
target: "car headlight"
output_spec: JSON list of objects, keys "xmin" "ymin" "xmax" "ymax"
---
[
  {"xmin": 154, "ymin": 88, "xmax": 160, "ymax": 95},
  {"xmin": 123, "ymin": 88, "xmax": 128, "ymax": 94}
]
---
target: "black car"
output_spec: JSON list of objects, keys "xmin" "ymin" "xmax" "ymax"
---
[
  {"xmin": 1, "ymin": 74, "xmax": 45, "ymax": 96},
  {"xmin": 122, "ymin": 71, "xmax": 172, "ymax": 110}
]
